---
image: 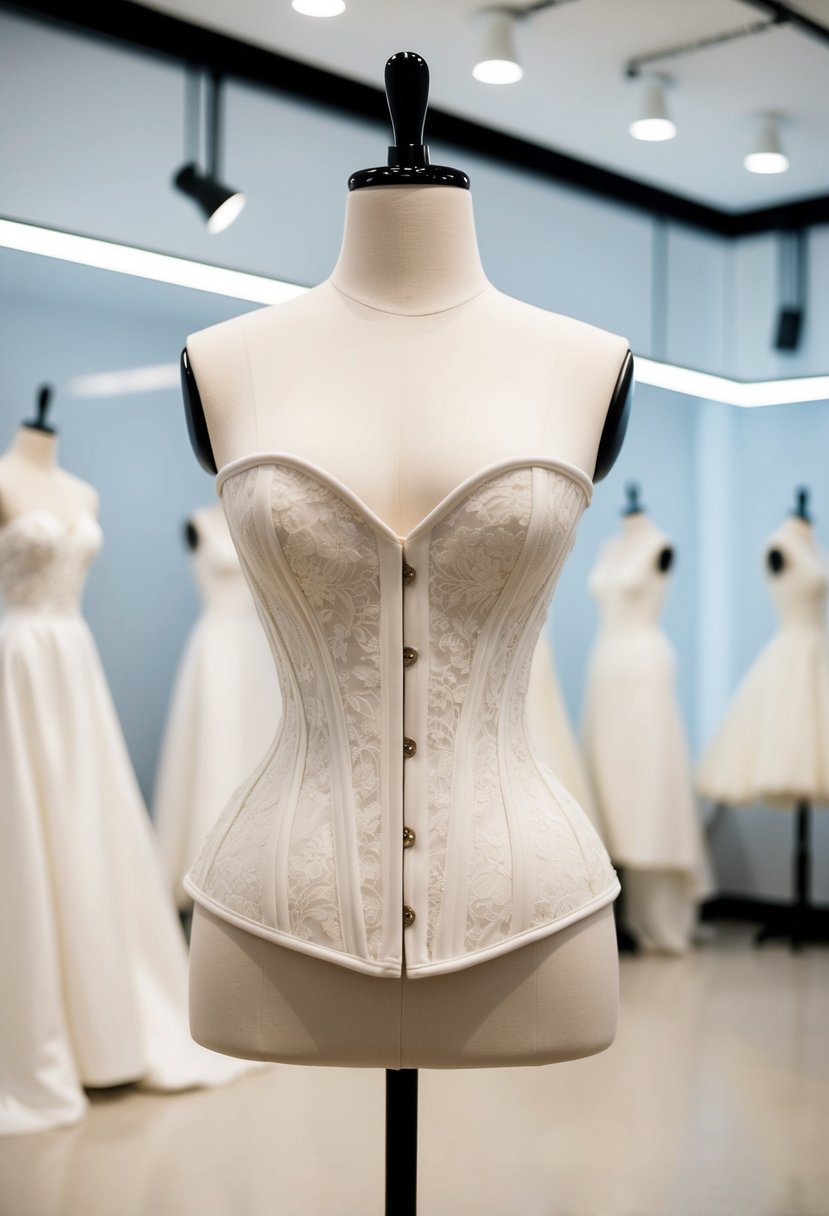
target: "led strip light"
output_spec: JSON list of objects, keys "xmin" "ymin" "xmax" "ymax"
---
[{"xmin": 1, "ymin": 217, "xmax": 827, "ymax": 406}]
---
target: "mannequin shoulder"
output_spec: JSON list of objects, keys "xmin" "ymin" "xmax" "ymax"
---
[
  {"xmin": 183, "ymin": 288, "xmax": 324, "ymax": 468},
  {"xmin": 184, "ymin": 285, "xmax": 326, "ymax": 393},
  {"xmin": 63, "ymin": 470, "xmax": 99, "ymax": 518}
]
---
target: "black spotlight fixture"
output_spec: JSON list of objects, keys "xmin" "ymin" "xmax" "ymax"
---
[{"xmin": 173, "ymin": 68, "xmax": 245, "ymax": 234}]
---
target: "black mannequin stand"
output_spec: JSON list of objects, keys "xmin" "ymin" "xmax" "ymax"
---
[
  {"xmin": 386, "ymin": 1069, "xmax": 418, "ymax": 1216},
  {"xmin": 754, "ymin": 801, "xmax": 829, "ymax": 951}
]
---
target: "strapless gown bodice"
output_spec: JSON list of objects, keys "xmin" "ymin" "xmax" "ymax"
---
[{"xmin": 0, "ymin": 509, "xmax": 101, "ymax": 616}]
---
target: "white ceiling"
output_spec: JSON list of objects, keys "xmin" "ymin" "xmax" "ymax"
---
[{"xmin": 137, "ymin": 0, "xmax": 829, "ymax": 214}]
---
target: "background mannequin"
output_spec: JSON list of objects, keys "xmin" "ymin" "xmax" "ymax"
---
[
  {"xmin": 697, "ymin": 488, "xmax": 829, "ymax": 807},
  {"xmin": 582, "ymin": 485, "xmax": 711, "ymax": 954},
  {"xmin": 527, "ymin": 625, "xmax": 599, "ymax": 827},
  {"xmin": 0, "ymin": 392, "xmax": 251, "ymax": 1135},
  {"xmin": 153, "ymin": 504, "xmax": 282, "ymax": 908},
  {"xmin": 181, "ymin": 55, "xmax": 633, "ymax": 1068}
]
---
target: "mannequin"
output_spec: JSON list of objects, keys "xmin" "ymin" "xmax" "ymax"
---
[
  {"xmin": 582, "ymin": 487, "xmax": 711, "ymax": 954},
  {"xmin": 697, "ymin": 485, "xmax": 829, "ymax": 808},
  {"xmin": 697, "ymin": 487, "xmax": 829, "ymax": 949},
  {"xmin": 181, "ymin": 54, "xmax": 633, "ymax": 1069},
  {"xmin": 527, "ymin": 625, "xmax": 599, "ymax": 827},
  {"xmin": 153, "ymin": 503, "xmax": 282, "ymax": 909},
  {"xmin": 0, "ymin": 387, "xmax": 97, "ymax": 527},
  {"xmin": 0, "ymin": 389, "xmax": 253, "ymax": 1136}
]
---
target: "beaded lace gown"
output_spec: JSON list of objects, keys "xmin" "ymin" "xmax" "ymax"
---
[
  {"xmin": 153, "ymin": 505, "xmax": 282, "ymax": 908},
  {"xmin": 0, "ymin": 509, "xmax": 251, "ymax": 1137},
  {"xmin": 697, "ymin": 516, "xmax": 829, "ymax": 806}
]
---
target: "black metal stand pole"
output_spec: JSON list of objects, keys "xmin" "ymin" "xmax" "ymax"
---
[
  {"xmin": 754, "ymin": 799, "xmax": 829, "ymax": 950},
  {"xmin": 613, "ymin": 865, "xmax": 639, "ymax": 954},
  {"xmin": 792, "ymin": 799, "xmax": 810, "ymax": 951},
  {"xmin": 385, "ymin": 1068, "xmax": 418, "ymax": 1216}
]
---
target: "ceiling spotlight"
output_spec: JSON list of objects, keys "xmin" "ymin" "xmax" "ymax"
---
[
  {"xmin": 291, "ymin": 0, "xmax": 345, "ymax": 14},
  {"xmin": 744, "ymin": 115, "xmax": 789, "ymax": 174},
  {"xmin": 473, "ymin": 9, "xmax": 523, "ymax": 85},
  {"xmin": 172, "ymin": 69, "xmax": 246, "ymax": 233},
  {"xmin": 629, "ymin": 79, "xmax": 676, "ymax": 142},
  {"xmin": 173, "ymin": 166, "xmax": 246, "ymax": 234}
]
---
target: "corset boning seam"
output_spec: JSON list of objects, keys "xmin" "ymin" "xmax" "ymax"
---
[
  {"xmin": 255, "ymin": 464, "xmax": 369, "ymax": 961},
  {"xmin": 433, "ymin": 471, "xmax": 541, "ymax": 961}
]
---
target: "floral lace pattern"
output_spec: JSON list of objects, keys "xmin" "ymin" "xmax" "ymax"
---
[
  {"xmin": 425, "ymin": 471, "xmax": 533, "ymax": 955},
  {"xmin": 0, "ymin": 511, "xmax": 102, "ymax": 615},
  {"xmin": 186, "ymin": 457, "xmax": 619, "ymax": 977}
]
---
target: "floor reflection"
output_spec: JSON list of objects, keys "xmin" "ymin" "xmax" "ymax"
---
[{"xmin": 0, "ymin": 924, "xmax": 827, "ymax": 1216}]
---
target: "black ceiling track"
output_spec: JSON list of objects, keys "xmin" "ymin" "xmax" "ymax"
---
[{"xmin": 3, "ymin": 0, "xmax": 828, "ymax": 238}]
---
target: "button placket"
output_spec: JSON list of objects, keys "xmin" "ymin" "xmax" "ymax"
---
[{"xmin": 401, "ymin": 546, "xmax": 420, "ymax": 936}]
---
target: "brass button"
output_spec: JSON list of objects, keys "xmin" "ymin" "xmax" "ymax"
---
[
  {"xmin": 402, "ymin": 563, "xmax": 416, "ymax": 584},
  {"xmin": 403, "ymin": 826, "xmax": 416, "ymax": 849},
  {"xmin": 403, "ymin": 646, "xmax": 418, "ymax": 667},
  {"xmin": 403, "ymin": 737, "xmax": 417, "ymax": 758},
  {"xmin": 403, "ymin": 905, "xmax": 416, "ymax": 928}
]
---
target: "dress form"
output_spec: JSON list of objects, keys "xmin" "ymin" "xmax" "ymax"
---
[
  {"xmin": 153, "ymin": 503, "xmax": 282, "ymax": 908},
  {"xmin": 0, "ymin": 425, "xmax": 97, "ymax": 528},
  {"xmin": 183, "ymin": 65, "xmax": 631, "ymax": 1067},
  {"xmin": 582, "ymin": 505, "xmax": 710, "ymax": 955}
]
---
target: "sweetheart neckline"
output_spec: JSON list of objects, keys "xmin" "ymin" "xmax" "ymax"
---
[
  {"xmin": 215, "ymin": 452, "xmax": 593, "ymax": 545},
  {"xmin": 0, "ymin": 508, "xmax": 99, "ymax": 540}
]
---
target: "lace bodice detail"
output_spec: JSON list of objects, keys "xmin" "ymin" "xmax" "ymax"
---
[
  {"xmin": 0, "ymin": 510, "xmax": 101, "ymax": 616},
  {"xmin": 186, "ymin": 455, "xmax": 619, "ymax": 978},
  {"xmin": 765, "ymin": 519, "xmax": 828, "ymax": 632},
  {"xmin": 589, "ymin": 515, "xmax": 671, "ymax": 634}
]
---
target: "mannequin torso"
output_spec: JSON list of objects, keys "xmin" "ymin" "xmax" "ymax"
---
[
  {"xmin": 0, "ymin": 427, "xmax": 97, "ymax": 528},
  {"xmin": 184, "ymin": 184, "xmax": 628, "ymax": 1068}
]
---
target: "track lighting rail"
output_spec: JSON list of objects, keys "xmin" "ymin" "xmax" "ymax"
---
[
  {"xmin": 626, "ymin": 0, "xmax": 829, "ymax": 79},
  {"xmin": 625, "ymin": 13, "xmax": 785, "ymax": 79}
]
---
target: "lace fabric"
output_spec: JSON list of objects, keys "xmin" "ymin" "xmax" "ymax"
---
[
  {"xmin": 0, "ymin": 511, "xmax": 102, "ymax": 615},
  {"xmin": 186, "ymin": 457, "xmax": 619, "ymax": 977}
]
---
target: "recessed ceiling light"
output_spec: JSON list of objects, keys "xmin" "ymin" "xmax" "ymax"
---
[{"xmin": 291, "ymin": 0, "xmax": 346, "ymax": 16}]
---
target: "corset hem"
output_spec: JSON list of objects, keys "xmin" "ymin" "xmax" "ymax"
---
[
  {"xmin": 183, "ymin": 878, "xmax": 404, "ymax": 977},
  {"xmin": 184, "ymin": 875, "xmax": 620, "ymax": 980}
]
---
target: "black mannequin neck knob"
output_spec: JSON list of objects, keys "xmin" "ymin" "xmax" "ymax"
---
[
  {"xmin": 386, "ymin": 51, "xmax": 429, "ymax": 168},
  {"xmin": 622, "ymin": 481, "xmax": 644, "ymax": 516},
  {"xmin": 793, "ymin": 485, "xmax": 812, "ymax": 523},
  {"xmin": 349, "ymin": 51, "xmax": 469, "ymax": 190},
  {"xmin": 23, "ymin": 383, "xmax": 56, "ymax": 434}
]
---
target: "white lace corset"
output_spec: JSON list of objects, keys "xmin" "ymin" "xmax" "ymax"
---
[
  {"xmin": 0, "ymin": 510, "xmax": 102, "ymax": 616},
  {"xmin": 185, "ymin": 455, "xmax": 619, "ymax": 978}
]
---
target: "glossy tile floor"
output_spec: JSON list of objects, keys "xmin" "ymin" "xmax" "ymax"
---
[{"xmin": 1, "ymin": 923, "xmax": 827, "ymax": 1216}]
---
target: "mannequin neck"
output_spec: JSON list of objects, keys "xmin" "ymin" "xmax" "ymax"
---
[
  {"xmin": 10, "ymin": 424, "xmax": 58, "ymax": 471},
  {"xmin": 329, "ymin": 185, "xmax": 490, "ymax": 316},
  {"xmin": 621, "ymin": 510, "xmax": 650, "ymax": 535}
]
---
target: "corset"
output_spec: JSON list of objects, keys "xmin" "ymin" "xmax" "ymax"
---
[{"xmin": 185, "ymin": 454, "xmax": 619, "ymax": 978}]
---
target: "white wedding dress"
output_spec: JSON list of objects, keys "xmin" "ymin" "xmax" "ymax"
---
[
  {"xmin": 582, "ymin": 513, "xmax": 711, "ymax": 953},
  {"xmin": 697, "ymin": 515, "xmax": 829, "ymax": 806},
  {"xmin": 153, "ymin": 504, "xmax": 282, "ymax": 908},
  {"xmin": 0, "ymin": 508, "xmax": 252, "ymax": 1137}
]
